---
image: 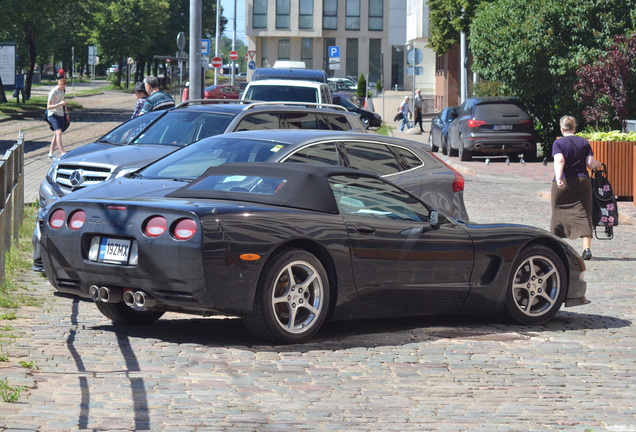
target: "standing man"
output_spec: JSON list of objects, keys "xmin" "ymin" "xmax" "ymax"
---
[
  {"xmin": 413, "ymin": 89, "xmax": 424, "ymax": 133},
  {"xmin": 14, "ymin": 71, "xmax": 25, "ymax": 103},
  {"xmin": 139, "ymin": 76, "xmax": 175, "ymax": 115}
]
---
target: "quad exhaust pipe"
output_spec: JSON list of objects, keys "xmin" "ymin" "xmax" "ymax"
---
[{"xmin": 90, "ymin": 285, "xmax": 157, "ymax": 308}]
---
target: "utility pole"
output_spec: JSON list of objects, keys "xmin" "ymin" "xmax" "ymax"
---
[{"xmin": 189, "ymin": 0, "xmax": 202, "ymax": 99}]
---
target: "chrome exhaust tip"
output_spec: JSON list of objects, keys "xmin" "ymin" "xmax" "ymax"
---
[
  {"xmin": 98, "ymin": 286, "xmax": 123, "ymax": 303},
  {"xmin": 133, "ymin": 291, "xmax": 158, "ymax": 308},
  {"xmin": 89, "ymin": 285, "xmax": 100, "ymax": 301},
  {"xmin": 123, "ymin": 290, "xmax": 135, "ymax": 307}
]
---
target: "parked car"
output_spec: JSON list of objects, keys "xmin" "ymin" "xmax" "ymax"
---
[
  {"xmin": 332, "ymin": 94, "xmax": 381, "ymax": 129},
  {"xmin": 328, "ymin": 77, "xmax": 358, "ymax": 91},
  {"xmin": 242, "ymin": 79, "xmax": 333, "ymax": 104},
  {"xmin": 447, "ymin": 97, "xmax": 537, "ymax": 161},
  {"xmin": 429, "ymin": 107, "xmax": 458, "ymax": 154},
  {"xmin": 39, "ymin": 162, "xmax": 588, "ymax": 343},
  {"xmin": 182, "ymin": 84, "xmax": 241, "ymax": 101}
]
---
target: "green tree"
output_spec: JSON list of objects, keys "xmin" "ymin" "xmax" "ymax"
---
[
  {"xmin": 470, "ymin": 0, "xmax": 636, "ymax": 155},
  {"xmin": 427, "ymin": 0, "xmax": 491, "ymax": 55}
]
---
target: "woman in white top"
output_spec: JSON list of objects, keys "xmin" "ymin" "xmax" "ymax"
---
[{"xmin": 46, "ymin": 78, "xmax": 69, "ymax": 158}]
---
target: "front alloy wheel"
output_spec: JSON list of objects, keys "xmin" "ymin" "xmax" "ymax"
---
[
  {"xmin": 504, "ymin": 245, "xmax": 566, "ymax": 325},
  {"xmin": 244, "ymin": 249, "xmax": 330, "ymax": 343}
]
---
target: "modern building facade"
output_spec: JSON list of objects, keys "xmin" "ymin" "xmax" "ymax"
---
[{"xmin": 245, "ymin": 0, "xmax": 437, "ymax": 93}]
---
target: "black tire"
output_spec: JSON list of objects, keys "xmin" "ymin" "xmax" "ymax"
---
[
  {"xmin": 95, "ymin": 301, "xmax": 165, "ymax": 325},
  {"xmin": 458, "ymin": 141, "xmax": 473, "ymax": 161},
  {"xmin": 429, "ymin": 132, "xmax": 439, "ymax": 153},
  {"xmin": 441, "ymin": 135, "xmax": 448, "ymax": 155},
  {"xmin": 504, "ymin": 245, "xmax": 567, "ymax": 325},
  {"xmin": 361, "ymin": 117, "xmax": 370, "ymax": 129},
  {"xmin": 243, "ymin": 248, "xmax": 330, "ymax": 344}
]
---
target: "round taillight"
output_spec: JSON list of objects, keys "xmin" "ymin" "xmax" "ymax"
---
[
  {"xmin": 49, "ymin": 209, "xmax": 66, "ymax": 229},
  {"xmin": 69, "ymin": 210, "xmax": 86, "ymax": 230},
  {"xmin": 172, "ymin": 218, "xmax": 198, "ymax": 241},
  {"xmin": 144, "ymin": 216, "xmax": 167, "ymax": 237}
]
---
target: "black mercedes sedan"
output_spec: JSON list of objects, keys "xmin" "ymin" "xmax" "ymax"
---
[{"xmin": 40, "ymin": 163, "xmax": 588, "ymax": 344}]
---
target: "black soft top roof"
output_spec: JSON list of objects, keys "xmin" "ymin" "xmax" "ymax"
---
[{"xmin": 167, "ymin": 162, "xmax": 379, "ymax": 214}]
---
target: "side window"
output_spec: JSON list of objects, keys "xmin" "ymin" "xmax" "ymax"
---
[
  {"xmin": 342, "ymin": 142, "xmax": 400, "ymax": 175},
  {"xmin": 235, "ymin": 113, "xmax": 281, "ymax": 131},
  {"xmin": 391, "ymin": 146, "xmax": 423, "ymax": 170},
  {"xmin": 285, "ymin": 112, "xmax": 325, "ymax": 129},
  {"xmin": 323, "ymin": 114, "xmax": 351, "ymax": 131},
  {"xmin": 328, "ymin": 175, "xmax": 429, "ymax": 222},
  {"xmin": 283, "ymin": 142, "xmax": 339, "ymax": 165}
]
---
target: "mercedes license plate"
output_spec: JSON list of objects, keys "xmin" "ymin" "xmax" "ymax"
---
[
  {"xmin": 493, "ymin": 124, "xmax": 513, "ymax": 131},
  {"xmin": 98, "ymin": 237, "xmax": 131, "ymax": 265}
]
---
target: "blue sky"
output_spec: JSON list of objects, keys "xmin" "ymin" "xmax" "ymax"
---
[{"xmin": 221, "ymin": 0, "xmax": 246, "ymax": 41}]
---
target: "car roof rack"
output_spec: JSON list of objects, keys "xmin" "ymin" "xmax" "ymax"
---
[
  {"xmin": 175, "ymin": 99, "xmax": 254, "ymax": 109},
  {"xmin": 241, "ymin": 101, "xmax": 347, "ymax": 112}
]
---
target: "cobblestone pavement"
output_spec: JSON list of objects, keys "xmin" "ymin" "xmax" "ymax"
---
[{"xmin": 1, "ymin": 91, "xmax": 635, "ymax": 431}]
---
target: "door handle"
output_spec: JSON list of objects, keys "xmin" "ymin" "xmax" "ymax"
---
[{"xmin": 355, "ymin": 225, "xmax": 375, "ymax": 234}]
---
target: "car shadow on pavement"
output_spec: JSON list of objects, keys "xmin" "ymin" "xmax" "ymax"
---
[{"xmin": 90, "ymin": 311, "xmax": 631, "ymax": 351}]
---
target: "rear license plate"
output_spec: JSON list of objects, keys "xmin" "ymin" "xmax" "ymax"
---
[
  {"xmin": 98, "ymin": 237, "xmax": 131, "ymax": 265},
  {"xmin": 493, "ymin": 124, "xmax": 513, "ymax": 131}
]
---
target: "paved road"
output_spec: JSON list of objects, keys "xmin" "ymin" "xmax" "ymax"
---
[{"xmin": 1, "ymin": 91, "xmax": 635, "ymax": 431}]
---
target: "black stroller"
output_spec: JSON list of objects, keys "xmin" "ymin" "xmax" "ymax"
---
[{"xmin": 591, "ymin": 163, "xmax": 619, "ymax": 240}]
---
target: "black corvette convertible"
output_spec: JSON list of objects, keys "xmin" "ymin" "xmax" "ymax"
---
[{"xmin": 40, "ymin": 163, "xmax": 589, "ymax": 343}]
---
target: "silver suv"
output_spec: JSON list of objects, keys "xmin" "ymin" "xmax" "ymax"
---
[{"xmin": 39, "ymin": 101, "xmax": 365, "ymax": 207}]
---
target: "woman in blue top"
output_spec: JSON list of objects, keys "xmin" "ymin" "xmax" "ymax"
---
[{"xmin": 551, "ymin": 115, "xmax": 602, "ymax": 260}]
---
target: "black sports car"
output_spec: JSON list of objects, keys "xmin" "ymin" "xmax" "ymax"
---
[{"xmin": 40, "ymin": 163, "xmax": 589, "ymax": 344}]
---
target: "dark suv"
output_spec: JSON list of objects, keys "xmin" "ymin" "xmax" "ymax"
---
[
  {"xmin": 447, "ymin": 97, "xmax": 537, "ymax": 161},
  {"xmin": 39, "ymin": 101, "xmax": 365, "ymax": 207}
]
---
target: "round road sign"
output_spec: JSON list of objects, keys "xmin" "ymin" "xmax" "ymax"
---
[
  {"xmin": 229, "ymin": 51, "xmax": 238, "ymax": 61},
  {"xmin": 211, "ymin": 56, "xmax": 223, "ymax": 68}
]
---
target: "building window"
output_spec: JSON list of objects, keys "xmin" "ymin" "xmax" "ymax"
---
[
  {"xmin": 323, "ymin": 0, "xmax": 337, "ymax": 30},
  {"xmin": 299, "ymin": 0, "xmax": 314, "ymax": 29},
  {"xmin": 369, "ymin": 39, "xmax": 381, "ymax": 84},
  {"xmin": 253, "ymin": 0, "xmax": 267, "ymax": 29},
  {"xmin": 369, "ymin": 0, "xmax": 383, "ymax": 31},
  {"xmin": 346, "ymin": 38, "xmax": 358, "ymax": 78},
  {"xmin": 278, "ymin": 38, "xmax": 291, "ymax": 60},
  {"xmin": 324, "ymin": 37, "xmax": 336, "ymax": 75},
  {"xmin": 301, "ymin": 38, "xmax": 314, "ymax": 69},
  {"xmin": 261, "ymin": 38, "xmax": 269, "ymax": 67},
  {"xmin": 346, "ymin": 0, "xmax": 360, "ymax": 30},
  {"xmin": 276, "ymin": 0, "xmax": 291, "ymax": 29}
]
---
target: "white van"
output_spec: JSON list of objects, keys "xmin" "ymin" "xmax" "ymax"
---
[{"xmin": 242, "ymin": 79, "xmax": 333, "ymax": 105}]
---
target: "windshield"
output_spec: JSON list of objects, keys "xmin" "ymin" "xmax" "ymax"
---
[
  {"xmin": 245, "ymin": 85, "xmax": 319, "ymax": 103},
  {"xmin": 138, "ymin": 137, "xmax": 290, "ymax": 180},
  {"xmin": 338, "ymin": 98, "xmax": 357, "ymax": 110},
  {"xmin": 98, "ymin": 111, "xmax": 163, "ymax": 145},
  {"xmin": 132, "ymin": 111, "xmax": 235, "ymax": 146}
]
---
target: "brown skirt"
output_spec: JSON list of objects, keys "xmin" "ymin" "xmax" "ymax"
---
[{"xmin": 550, "ymin": 176, "xmax": 593, "ymax": 239}]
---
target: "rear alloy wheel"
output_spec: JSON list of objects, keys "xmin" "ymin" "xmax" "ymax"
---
[
  {"xmin": 504, "ymin": 245, "xmax": 566, "ymax": 325},
  {"xmin": 458, "ymin": 141, "xmax": 473, "ymax": 161},
  {"xmin": 361, "ymin": 117, "xmax": 370, "ymax": 129},
  {"xmin": 95, "ymin": 301, "xmax": 165, "ymax": 325},
  {"xmin": 244, "ymin": 249, "xmax": 330, "ymax": 344}
]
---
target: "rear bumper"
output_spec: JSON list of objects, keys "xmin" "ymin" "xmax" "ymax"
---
[{"xmin": 463, "ymin": 135, "xmax": 536, "ymax": 155}]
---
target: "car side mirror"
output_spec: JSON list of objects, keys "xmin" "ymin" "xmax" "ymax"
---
[{"xmin": 429, "ymin": 210, "xmax": 440, "ymax": 229}]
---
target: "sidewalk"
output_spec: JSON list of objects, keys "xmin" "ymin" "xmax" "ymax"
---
[{"xmin": 371, "ymin": 90, "xmax": 636, "ymax": 225}]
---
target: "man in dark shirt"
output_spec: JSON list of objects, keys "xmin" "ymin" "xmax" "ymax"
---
[{"xmin": 140, "ymin": 76, "xmax": 175, "ymax": 115}]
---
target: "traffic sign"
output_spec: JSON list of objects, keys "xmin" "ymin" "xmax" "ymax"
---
[
  {"xmin": 248, "ymin": 50, "xmax": 256, "ymax": 60},
  {"xmin": 328, "ymin": 46, "xmax": 340, "ymax": 58},
  {"xmin": 229, "ymin": 51, "xmax": 238, "ymax": 61},
  {"xmin": 201, "ymin": 39, "xmax": 211, "ymax": 56},
  {"xmin": 407, "ymin": 48, "xmax": 424, "ymax": 66},
  {"xmin": 248, "ymin": 61, "xmax": 256, "ymax": 70},
  {"xmin": 211, "ymin": 56, "xmax": 223, "ymax": 68}
]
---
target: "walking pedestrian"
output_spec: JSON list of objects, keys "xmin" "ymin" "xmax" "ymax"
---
[
  {"xmin": 139, "ymin": 76, "xmax": 175, "ymax": 115},
  {"xmin": 14, "ymin": 71, "xmax": 25, "ymax": 103},
  {"xmin": 131, "ymin": 82, "xmax": 149, "ymax": 118},
  {"xmin": 399, "ymin": 96, "xmax": 412, "ymax": 132},
  {"xmin": 413, "ymin": 89, "xmax": 424, "ymax": 133},
  {"xmin": 550, "ymin": 115, "xmax": 603, "ymax": 260},
  {"xmin": 46, "ymin": 78, "xmax": 70, "ymax": 158}
]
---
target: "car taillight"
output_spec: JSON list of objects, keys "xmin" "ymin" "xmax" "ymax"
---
[
  {"xmin": 143, "ymin": 216, "xmax": 168, "ymax": 238},
  {"xmin": 467, "ymin": 119, "xmax": 486, "ymax": 128},
  {"xmin": 68, "ymin": 210, "xmax": 86, "ymax": 230},
  {"xmin": 430, "ymin": 153, "xmax": 465, "ymax": 193},
  {"xmin": 519, "ymin": 119, "xmax": 534, "ymax": 127},
  {"xmin": 49, "ymin": 209, "xmax": 66, "ymax": 229},
  {"xmin": 172, "ymin": 218, "xmax": 198, "ymax": 240}
]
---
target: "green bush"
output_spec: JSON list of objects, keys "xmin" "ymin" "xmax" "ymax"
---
[{"xmin": 577, "ymin": 131, "xmax": 636, "ymax": 141}]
